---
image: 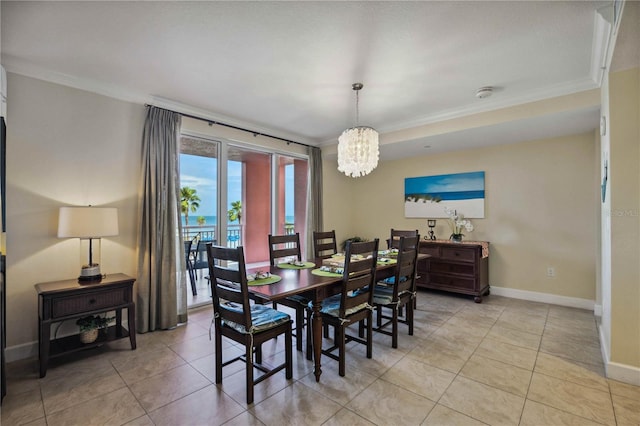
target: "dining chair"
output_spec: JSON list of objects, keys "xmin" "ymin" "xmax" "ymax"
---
[
  {"xmin": 186, "ymin": 234, "xmax": 199, "ymax": 296},
  {"xmin": 373, "ymin": 235, "xmax": 420, "ymax": 348},
  {"xmin": 268, "ymin": 233, "xmax": 308, "ymax": 352},
  {"xmin": 387, "ymin": 228, "xmax": 420, "ymax": 249},
  {"xmin": 307, "ymin": 238, "xmax": 379, "ymax": 376},
  {"xmin": 206, "ymin": 243, "xmax": 293, "ymax": 404},
  {"xmin": 313, "ymin": 230, "xmax": 338, "ymax": 259}
]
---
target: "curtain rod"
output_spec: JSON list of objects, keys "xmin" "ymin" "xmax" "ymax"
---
[{"xmin": 146, "ymin": 104, "xmax": 313, "ymax": 149}]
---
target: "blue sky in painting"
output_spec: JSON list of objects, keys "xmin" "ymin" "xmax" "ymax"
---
[{"xmin": 405, "ymin": 171, "xmax": 485, "ymax": 196}]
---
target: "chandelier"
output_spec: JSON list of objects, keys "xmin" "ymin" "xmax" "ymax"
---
[{"xmin": 337, "ymin": 83, "xmax": 379, "ymax": 178}]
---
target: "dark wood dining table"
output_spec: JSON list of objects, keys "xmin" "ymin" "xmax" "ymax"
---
[{"xmin": 247, "ymin": 254, "xmax": 428, "ymax": 382}]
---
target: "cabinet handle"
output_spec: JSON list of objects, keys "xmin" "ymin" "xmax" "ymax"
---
[{"xmin": 89, "ymin": 298, "xmax": 96, "ymax": 304}]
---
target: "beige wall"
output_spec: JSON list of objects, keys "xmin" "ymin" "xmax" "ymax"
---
[
  {"xmin": 323, "ymin": 132, "xmax": 598, "ymax": 300},
  {"xmin": 5, "ymin": 73, "xmax": 144, "ymax": 355},
  {"xmin": 608, "ymin": 67, "xmax": 640, "ymax": 369}
]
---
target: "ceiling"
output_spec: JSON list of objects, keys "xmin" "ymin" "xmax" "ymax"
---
[{"xmin": 1, "ymin": 1, "xmax": 618, "ymax": 160}]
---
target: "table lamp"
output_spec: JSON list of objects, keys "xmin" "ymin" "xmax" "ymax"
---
[{"xmin": 57, "ymin": 206, "xmax": 119, "ymax": 282}]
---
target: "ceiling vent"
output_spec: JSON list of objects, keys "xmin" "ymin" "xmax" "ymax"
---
[{"xmin": 475, "ymin": 86, "xmax": 493, "ymax": 99}]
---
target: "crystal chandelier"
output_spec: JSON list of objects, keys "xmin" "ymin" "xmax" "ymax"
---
[{"xmin": 337, "ymin": 83, "xmax": 379, "ymax": 178}]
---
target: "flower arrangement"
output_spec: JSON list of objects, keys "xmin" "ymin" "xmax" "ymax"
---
[{"xmin": 444, "ymin": 207, "xmax": 474, "ymax": 241}]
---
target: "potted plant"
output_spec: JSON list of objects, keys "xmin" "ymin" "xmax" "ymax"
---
[
  {"xmin": 76, "ymin": 314, "xmax": 115, "ymax": 344},
  {"xmin": 341, "ymin": 236, "xmax": 368, "ymax": 252}
]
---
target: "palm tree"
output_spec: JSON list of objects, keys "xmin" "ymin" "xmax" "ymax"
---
[
  {"xmin": 180, "ymin": 186, "xmax": 200, "ymax": 226},
  {"xmin": 227, "ymin": 200, "xmax": 242, "ymax": 223}
]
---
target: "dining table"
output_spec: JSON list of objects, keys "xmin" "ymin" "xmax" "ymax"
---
[{"xmin": 247, "ymin": 253, "xmax": 429, "ymax": 382}]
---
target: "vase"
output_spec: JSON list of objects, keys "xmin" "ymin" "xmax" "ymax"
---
[
  {"xmin": 80, "ymin": 328, "xmax": 99, "ymax": 344},
  {"xmin": 450, "ymin": 234, "xmax": 463, "ymax": 243}
]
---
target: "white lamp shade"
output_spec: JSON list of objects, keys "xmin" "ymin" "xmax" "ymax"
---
[{"xmin": 57, "ymin": 207, "xmax": 119, "ymax": 238}]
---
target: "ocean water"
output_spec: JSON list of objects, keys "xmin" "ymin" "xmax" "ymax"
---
[{"xmin": 181, "ymin": 215, "xmax": 295, "ymax": 226}]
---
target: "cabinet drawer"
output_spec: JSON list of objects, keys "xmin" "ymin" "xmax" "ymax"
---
[
  {"xmin": 428, "ymin": 273, "xmax": 476, "ymax": 290},
  {"xmin": 420, "ymin": 245, "xmax": 440, "ymax": 257},
  {"xmin": 51, "ymin": 288, "xmax": 128, "ymax": 318},
  {"xmin": 429, "ymin": 261, "xmax": 474, "ymax": 276},
  {"xmin": 441, "ymin": 247, "xmax": 476, "ymax": 262}
]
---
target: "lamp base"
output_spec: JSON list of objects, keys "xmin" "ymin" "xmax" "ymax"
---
[{"xmin": 78, "ymin": 264, "xmax": 102, "ymax": 284}]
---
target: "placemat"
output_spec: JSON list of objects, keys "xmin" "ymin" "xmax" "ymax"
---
[
  {"xmin": 276, "ymin": 261, "xmax": 316, "ymax": 270},
  {"xmin": 247, "ymin": 275, "xmax": 282, "ymax": 286},
  {"xmin": 311, "ymin": 268, "xmax": 342, "ymax": 277}
]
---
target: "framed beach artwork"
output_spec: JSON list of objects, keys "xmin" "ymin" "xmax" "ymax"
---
[{"xmin": 405, "ymin": 171, "xmax": 485, "ymax": 218}]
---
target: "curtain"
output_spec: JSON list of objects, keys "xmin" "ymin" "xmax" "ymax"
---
[
  {"xmin": 136, "ymin": 106, "xmax": 188, "ymax": 332},
  {"xmin": 306, "ymin": 146, "xmax": 323, "ymax": 257}
]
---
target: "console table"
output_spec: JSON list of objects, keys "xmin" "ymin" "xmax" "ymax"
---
[
  {"xmin": 36, "ymin": 273, "xmax": 136, "ymax": 377},
  {"xmin": 417, "ymin": 240, "xmax": 489, "ymax": 303}
]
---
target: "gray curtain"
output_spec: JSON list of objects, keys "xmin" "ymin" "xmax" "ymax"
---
[
  {"xmin": 306, "ymin": 146, "xmax": 323, "ymax": 257},
  {"xmin": 136, "ymin": 106, "xmax": 188, "ymax": 332}
]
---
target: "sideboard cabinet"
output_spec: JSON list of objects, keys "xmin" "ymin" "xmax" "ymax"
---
[{"xmin": 417, "ymin": 240, "xmax": 489, "ymax": 303}]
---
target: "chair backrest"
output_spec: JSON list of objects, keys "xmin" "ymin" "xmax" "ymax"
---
[
  {"xmin": 313, "ymin": 230, "xmax": 337, "ymax": 259},
  {"xmin": 206, "ymin": 244, "xmax": 252, "ymax": 332},
  {"xmin": 392, "ymin": 235, "xmax": 420, "ymax": 299},
  {"xmin": 268, "ymin": 233, "xmax": 302, "ymax": 266},
  {"xmin": 388, "ymin": 229, "xmax": 419, "ymax": 249},
  {"xmin": 339, "ymin": 238, "xmax": 379, "ymax": 318}
]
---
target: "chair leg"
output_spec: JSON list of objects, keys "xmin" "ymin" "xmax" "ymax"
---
[
  {"xmin": 392, "ymin": 307, "xmax": 399, "ymax": 349},
  {"xmin": 188, "ymin": 265, "xmax": 198, "ymax": 296},
  {"xmin": 246, "ymin": 343, "xmax": 254, "ymax": 405},
  {"xmin": 376, "ymin": 306, "xmax": 382, "ymax": 328},
  {"xmin": 295, "ymin": 307, "xmax": 304, "ymax": 352},
  {"xmin": 215, "ymin": 329, "xmax": 223, "ymax": 384},
  {"xmin": 255, "ymin": 343, "xmax": 262, "ymax": 364},
  {"xmin": 306, "ymin": 311, "xmax": 313, "ymax": 361},
  {"xmin": 366, "ymin": 314, "xmax": 373, "ymax": 359},
  {"xmin": 285, "ymin": 326, "xmax": 293, "ymax": 379},
  {"xmin": 338, "ymin": 325, "xmax": 346, "ymax": 377},
  {"xmin": 408, "ymin": 301, "xmax": 414, "ymax": 336}
]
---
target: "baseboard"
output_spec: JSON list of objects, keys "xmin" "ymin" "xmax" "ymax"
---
[
  {"xmin": 489, "ymin": 286, "xmax": 595, "ymax": 311},
  {"xmin": 6, "ymin": 340, "xmax": 37, "ymax": 363},
  {"xmin": 594, "ymin": 303, "xmax": 603, "ymax": 317},
  {"xmin": 598, "ymin": 322, "xmax": 640, "ymax": 386}
]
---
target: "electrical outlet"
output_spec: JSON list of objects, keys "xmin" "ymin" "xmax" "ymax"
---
[{"xmin": 547, "ymin": 267, "xmax": 555, "ymax": 277}]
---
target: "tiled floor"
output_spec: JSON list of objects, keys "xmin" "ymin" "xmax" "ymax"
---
[{"xmin": 3, "ymin": 292, "xmax": 640, "ymax": 425}]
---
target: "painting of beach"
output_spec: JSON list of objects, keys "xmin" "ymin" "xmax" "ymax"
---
[{"xmin": 405, "ymin": 171, "xmax": 485, "ymax": 218}]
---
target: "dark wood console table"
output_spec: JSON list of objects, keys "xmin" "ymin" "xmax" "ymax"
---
[
  {"xmin": 36, "ymin": 273, "xmax": 136, "ymax": 377},
  {"xmin": 417, "ymin": 240, "xmax": 489, "ymax": 303}
]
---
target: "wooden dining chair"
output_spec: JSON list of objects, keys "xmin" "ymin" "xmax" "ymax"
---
[
  {"xmin": 268, "ymin": 233, "xmax": 308, "ymax": 352},
  {"xmin": 387, "ymin": 228, "xmax": 420, "ymax": 249},
  {"xmin": 373, "ymin": 235, "xmax": 420, "ymax": 348},
  {"xmin": 307, "ymin": 238, "xmax": 379, "ymax": 376},
  {"xmin": 206, "ymin": 243, "xmax": 293, "ymax": 404},
  {"xmin": 313, "ymin": 230, "xmax": 338, "ymax": 259}
]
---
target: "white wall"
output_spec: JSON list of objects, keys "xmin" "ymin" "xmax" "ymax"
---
[{"xmin": 5, "ymin": 73, "xmax": 144, "ymax": 360}]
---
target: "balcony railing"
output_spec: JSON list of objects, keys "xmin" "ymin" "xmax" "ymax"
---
[{"xmin": 182, "ymin": 222, "xmax": 294, "ymax": 248}]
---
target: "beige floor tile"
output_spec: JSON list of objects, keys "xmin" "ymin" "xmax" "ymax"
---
[
  {"xmin": 544, "ymin": 317, "xmax": 598, "ymax": 337},
  {"xmin": 169, "ymin": 332, "xmax": 217, "ymax": 362},
  {"xmin": 0, "ymin": 387, "xmax": 46, "ymax": 426},
  {"xmin": 460, "ymin": 354, "xmax": 532, "ymax": 397},
  {"xmin": 612, "ymin": 393, "xmax": 640, "ymax": 425},
  {"xmin": 475, "ymin": 337, "xmax": 538, "ymax": 370},
  {"xmin": 432, "ymin": 322, "xmax": 486, "ymax": 346},
  {"xmin": 534, "ymin": 352, "xmax": 608, "ymax": 392},
  {"xmin": 40, "ymin": 358, "xmax": 126, "ymax": 415},
  {"xmin": 250, "ymin": 381, "xmax": 341, "ymax": 425},
  {"xmin": 422, "ymin": 404, "xmax": 487, "ymax": 426},
  {"xmin": 123, "ymin": 414, "xmax": 156, "ymax": 426},
  {"xmin": 222, "ymin": 411, "xmax": 266, "ymax": 426},
  {"xmin": 148, "ymin": 384, "xmax": 245, "ymax": 425},
  {"xmin": 299, "ymin": 361, "xmax": 378, "ymax": 405},
  {"xmin": 323, "ymin": 408, "xmax": 376, "ymax": 426},
  {"xmin": 439, "ymin": 376, "xmax": 525, "ymax": 425},
  {"xmin": 343, "ymin": 339, "xmax": 406, "ymax": 377},
  {"xmin": 112, "ymin": 345, "xmax": 187, "ymax": 385},
  {"xmin": 217, "ymin": 363, "xmax": 293, "ymax": 406},
  {"xmin": 443, "ymin": 315, "xmax": 494, "ymax": 336},
  {"xmin": 494, "ymin": 315, "xmax": 546, "ymax": 336},
  {"xmin": 527, "ymin": 372, "xmax": 616, "ymax": 425},
  {"xmin": 45, "ymin": 387, "xmax": 145, "ymax": 426},
  {"xmin": 21, "ymin": 418, "xmax": 48, "ymax": 426},
  {"xmin": 547, "ymin": 305, "xmax": 595, "ymax": 321},
  {"xmin": 520, "ymin": 400, "xmax": 603, "ymax": 426},
  {"xmin": 346, "ymin": 379, "xmax": 435, "ymax": 425},
  {"xmin": 407, "ymin": 338, "xmax": 475, "ymax": 374},
  {"xmin": 381, "ymin": 357, "xmax": 456, "ymax": 401},
  {"xmin": 128, "ymin": 363, "xmax": 211, "ymax": 412},
  {"xmin": 150, "ymin": 322, "xmax": 210, "ymax": 346},
  {"xmin": 609, "ymin": 378, "xmax": 640, "ymax": 399},
  {"xmin": 539, "ymin": 333, "xmax": 603, "ymax": 367},
  {"xmin": 486, "ymin": 323, "xmax": 541, "ymax": 350},
  {"xmin": 189, "ymin": 346, "xmax": 247, "ymax": 382}
]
